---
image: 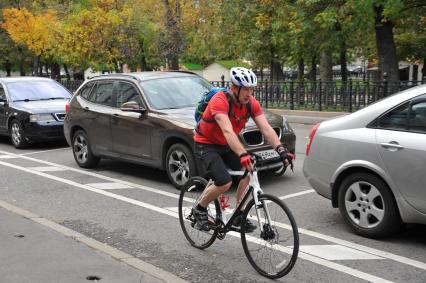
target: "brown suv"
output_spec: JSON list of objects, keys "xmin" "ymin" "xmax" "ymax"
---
[{"xmin": 64, "ymin": 72, "xmax": 296, "ymax": 189}]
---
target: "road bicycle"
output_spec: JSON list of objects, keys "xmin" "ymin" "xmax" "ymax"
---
[{"xmin": 178, "ymin": 155, "xmax": 299, "ymax": 279}]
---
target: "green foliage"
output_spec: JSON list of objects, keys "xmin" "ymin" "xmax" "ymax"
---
[
  {"xmin": 0, "ymin": 0, "xmax": 424, "ymax": 78},
  {"xmin": 182, "ymin": 63, "xmax": 203, "ymax": 70},
  {"xmin": 216, "ymin": 60, "xmax": 251, "ymax": 69}
]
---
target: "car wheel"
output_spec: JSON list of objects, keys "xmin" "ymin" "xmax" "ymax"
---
[
  {"xmin": 9, "ymin": 120, "xmax": 29, "ymax": 149},
  {"xmin": 72, "ymin": 130, "xmax": 100, "ymax": 168},
  {"xmin": 338, "ymin": 172, "xmax": 402, "ymax": 238},
  {"xmin": 166, "ymin": 143, "xmax": 196, "ymax": 190}
]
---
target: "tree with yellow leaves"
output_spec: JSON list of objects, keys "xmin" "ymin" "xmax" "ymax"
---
[{"xmin": 1, "ymin": 7, "xmax": 60, "ymax": 75}]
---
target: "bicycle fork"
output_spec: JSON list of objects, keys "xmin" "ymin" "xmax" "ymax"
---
[{"xmin": 250, "ymin": 172, "xmax": 274, "ymax": 238}]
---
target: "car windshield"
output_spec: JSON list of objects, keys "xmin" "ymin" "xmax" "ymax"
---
[
  {"xmin": 7, "ymin": 80, "xmax": 71, "ymax": 102},
  {"xmin": 140, "ymin": 76, "xmax": 212, "ymax": 110}
]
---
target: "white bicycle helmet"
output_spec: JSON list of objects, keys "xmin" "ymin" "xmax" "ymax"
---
[{"xmin": 230, "ymin": 67, "xmax": 257, "ymax": 87}]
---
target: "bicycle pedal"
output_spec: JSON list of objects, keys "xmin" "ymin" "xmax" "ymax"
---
[{"xmin": 230, "ymin": 226, "xmax": 241, "ymax": 233}]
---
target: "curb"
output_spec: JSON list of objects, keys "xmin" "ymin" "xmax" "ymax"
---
[
  {"xmin": 0, "ymin": 200, "xmax": 188, "ymax": 283},
  {"xmin": 268, "ymin": 109, "xmax": 349, "ymax": 125}
]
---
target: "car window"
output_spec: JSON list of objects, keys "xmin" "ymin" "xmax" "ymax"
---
[
  {"xmin": 0, "ymin": 86, "xmax": 6, "ymax": 100},
  {"xmin": 88, "ymin": 81, "xmax": 114, "ymax": 106},
  {"xmin": 377, "ymin": 102, "xmax": 409, "ymax": 131},
  {"xmin": 79, "ymin": 81, "xmax": 95, "ymax": 100},
  {"xmin": 140, "ymin": 76, "xmax": 212, "ymax": 110},
  {"xmin": 6, "ymin": 80, "xmax": 70, "ymax": 101},
  {"xmin": 409, "ymin": 101, "xmax": 426, "ymax": 133},
  {"xmin": 116, "ymin": 82, "xmax": 143, "ymax": 108}
]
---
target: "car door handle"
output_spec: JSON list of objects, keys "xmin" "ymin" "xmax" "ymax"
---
[
  {"xmin": 112, "ymin": 113, "xmax": 119, "ymax": 117},
  {"xmin": 380, "ymin": 142, "xmax": 404, "ymax": 149}
]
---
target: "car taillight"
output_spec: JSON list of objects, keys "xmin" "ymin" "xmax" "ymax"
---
[
  {"xmin": 65, "ymin": 102, "xmax": 70, "ymax": 113},
  {"xmin": 306, "ymin": 123, "xmax": 320, "ymax": 156}
]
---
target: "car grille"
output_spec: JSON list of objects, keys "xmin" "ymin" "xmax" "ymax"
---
[
  {"xmin": 54, "ymin": 113, "xmax": 66, "ymax": 121},
  {"xmin": 242, "ymin": 127, "xmax": 282, "ymax": 146}
]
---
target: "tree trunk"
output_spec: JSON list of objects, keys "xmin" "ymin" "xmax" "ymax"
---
[
  {"xmin": 374, "ymin": 5, "xmax": 399, "ymax": 82},
  {"xmin": 340, "ymin": 41, "xmax": 347, "ymax": 82},
  {"xmin": 319, "ymin": 50, "xmax": 333, "ymax": 82},
  {"xmin": 5, "ymin": 59, "xmax": 11, "ymax": 77},
  {"xmin": 112, "ymin": 59, "xmax": 122, "ymax": 73},
  {"xmin": 162, "ymin": 0, "xmax": 181, "ymax": 70},
  {"xmin": 51, "ymin": 62, "xmax": 60, "ymax": 80},
  {"xmin": 270, "ymin": 59, "xmax": 284, "ymax": 81},
  {"xmin": 63, "ymin": 64, "xmax": 71, "ymax": 80},
  {"xmin": 310, "ymin": 56, "xmax": 317, "ymax": 81},
  {"xmin": 19, "ymin": 63, "xmax": 25, "ymax": 76},
  {"xmin": 422, "ymin": 58, "xmax": 426, "ymax": 80},
  {"xmin": 297, "ymin": 58, "xmax": 304, "ymax": 81},
  {"xmin": 17, "ymin": 46, "xmax": 25, "ymax": 76},
  {"xmin": 169, "ymin": 55, "xmax": 179, "ymax": 70},
  {"xmin": 138, "ymin": 38, "xmax": 149, "ymax": 71},
  {"xmin": 33, "ymin": 55, "xmax": 40, "ymax": 76}
]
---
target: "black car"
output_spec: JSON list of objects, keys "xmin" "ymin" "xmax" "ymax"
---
[
  {"xmin": 0, "ymin": 77, "xmax": 71, "ymax": 148},
  {"xmin": 64, "ymin": 72, "xmax": 296, "ymax": 189}
]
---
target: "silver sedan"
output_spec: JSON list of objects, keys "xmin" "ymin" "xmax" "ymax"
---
[{"xmin": 303, "ymin": 84, "xmax": 426, "ymax": 238}]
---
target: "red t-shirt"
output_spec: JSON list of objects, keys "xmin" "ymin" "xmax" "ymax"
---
[{"xmin": 194, "ymin": 92, "xmax": 263, "ymax": 145}]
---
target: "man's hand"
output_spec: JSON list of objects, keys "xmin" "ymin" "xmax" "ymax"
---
[
  {"xmin": 239, "ymin": 152, "xmax": 253, "ymax": 172},
  {"xmin": 276, "ymin": 145, "xmax": 295, "ymax": 172}
]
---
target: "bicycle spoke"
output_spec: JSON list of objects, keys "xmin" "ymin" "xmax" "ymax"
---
[
  {"xmin": 241, "ymin": 194, "xmax": 299, "ymax": 279},
  {"xmin": 178, "ymin": 177, "xmax": 218, "ymax": 249}
]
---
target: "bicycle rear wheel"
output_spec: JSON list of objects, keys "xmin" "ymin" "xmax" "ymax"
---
[
  {"xmin": 178, "ymin": 177, "xmax": 220, "ymax": 249},
  {"xmin": 241, "ymin": 193, "xmax": 299, "ymax": 279}
]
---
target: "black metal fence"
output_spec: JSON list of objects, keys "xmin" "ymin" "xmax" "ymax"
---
[
  {"xmin": 212, "ymin": 79, "xmax": 425, "ymax": 112},
  {"xmin": 59, "ymin": 78, "xmax": 425, "ymax": 112}
]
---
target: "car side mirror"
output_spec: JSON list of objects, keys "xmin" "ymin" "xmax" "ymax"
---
[
  {"xmin": 121, "ymin": 101, "xmax": 146, "ymax": 113},
  {"xmin": 0, "ymin": 98, "xmax": 6, "ymax": 106}
]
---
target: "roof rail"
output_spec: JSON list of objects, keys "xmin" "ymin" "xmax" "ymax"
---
[
  {"xmin": 88, "ymin": 73, "xmax": 140, "ymax": 81},
  {"xmin": 165, "ymin": 70, "xmax": 198, "ymax": 76}
]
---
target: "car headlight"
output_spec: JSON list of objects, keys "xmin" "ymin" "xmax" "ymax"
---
[{"xmin": 29, "ymin": 114, "xmax": 55, "ymax": 122}]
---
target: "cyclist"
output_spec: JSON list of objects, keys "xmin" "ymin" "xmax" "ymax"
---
[{"xmin": 193, "ymin": 67, "xmax": 295, "ymax": 232}]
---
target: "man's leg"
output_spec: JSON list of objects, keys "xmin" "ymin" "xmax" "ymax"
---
[
  {"xmin": 235, "ymin": 175, "xmax": 250, "ymax": 209},
  {"xmin": 192, "ymin": 143, "xmax": 232, "ymax": 230},
  {"xmin": 223, "ymin": 150, "xmax": 257, "ymax": 232},
  {"xmin": 199, "ymin": 181, "xmax": 231, "ymax": 208}
]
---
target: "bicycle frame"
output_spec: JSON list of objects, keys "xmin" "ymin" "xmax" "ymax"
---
[{"xmin": 214, "ymin": 170, "xmax": 271, "ymax": 235}]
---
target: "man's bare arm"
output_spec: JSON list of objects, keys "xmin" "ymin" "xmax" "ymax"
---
[
  {"xmin": 215, "ymin": 113, "xmax": 246, "ymax": 156},
  {"xmin": 253, "ymin": 114, "xmax": 281, "ymax": 148}
]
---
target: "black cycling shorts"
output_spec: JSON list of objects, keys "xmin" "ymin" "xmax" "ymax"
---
[{"xmin": 194, "ymin": 142, "xmax": 241, "ymax": 187}]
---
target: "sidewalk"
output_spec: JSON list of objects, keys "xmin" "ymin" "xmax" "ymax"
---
[
  {"xmin": 269, "ymin": 109, "xmax": 350, "ymax": 125},
  {"xmin": 0, "ymin": 200, "xmax": 187, "ymax": 283}
]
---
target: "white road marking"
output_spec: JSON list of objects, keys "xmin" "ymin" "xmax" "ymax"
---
[
  {"xmin": 19, "ymin": 147, "xmax": 69, "ymax": 156},
  {"xmin": 0, "ymin": 150, "xmax": 180, "ymax": 200},
  {"xmin": 1, "ymin": 150, "xmax": 425, "ymax": 272},
  {"xmin": 300, "ymin": 245, "xmax": 383, "ymax": 261},
  {"xmin": 0, "ymin": 155, "xmax": 17, "ymax": 159},
  {"xmin": 0, "ymin": 159, "xmax": 394, "ymax": 283},
  {"xmin": 279, "ymin": 189, "xmax": 315, "ymax": 200},
  {"xmin": 29, "ymin": 166, "xmax": 67, "ymax": 172},
  {"xmin": 86, "ymin": 182, "xmax": 134, "ymax": 190}
]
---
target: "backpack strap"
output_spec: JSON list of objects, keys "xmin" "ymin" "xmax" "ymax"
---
[
  {"xmin": 195, "ymin": 90, "xmax": 252, "ymax": 136},
  {"xmin": 226, "ymin": 91, "xmax": 252, "ymax": 121}
]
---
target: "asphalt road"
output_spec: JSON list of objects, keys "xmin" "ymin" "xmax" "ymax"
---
[{"xmin": 0, "ymin": 124, "xmax": 425, "ymax": 283}]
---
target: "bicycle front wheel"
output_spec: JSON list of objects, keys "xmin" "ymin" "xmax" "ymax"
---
[
  {"xmin": 178, "ymin": 177, "xmax": 220, "ymax": 249},
  {"xmin": 241, "ymin": 193, "xmax": 299, "ymax": 279}
]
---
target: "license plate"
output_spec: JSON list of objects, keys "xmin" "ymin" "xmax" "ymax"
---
[{"xmin": 254, "ymin": 149, "xmax": 279, "ymax": 160}]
